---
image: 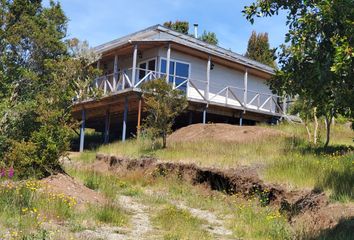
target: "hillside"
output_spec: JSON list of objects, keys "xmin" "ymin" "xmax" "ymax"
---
[{"xmin": 0, "ymin": 123, "xmax": 353, "ymax": 239}]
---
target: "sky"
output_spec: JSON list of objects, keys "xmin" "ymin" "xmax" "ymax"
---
[{"xmin": 57, "ymin": 0, "xmax": 289, "ymax": 54}]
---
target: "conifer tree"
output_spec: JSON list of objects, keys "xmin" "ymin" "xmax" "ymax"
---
[{"xmin": 245, "ymin": 31, "xmax": 276, "ymax": 68}]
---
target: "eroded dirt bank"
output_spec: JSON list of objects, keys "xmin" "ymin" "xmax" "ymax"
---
[{"xmin": 95, "ymin": 153, "xmax": 354, "ymax": 237}]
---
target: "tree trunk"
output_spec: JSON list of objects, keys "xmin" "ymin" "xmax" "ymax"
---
[
  {"xmin": 324, "ymin": 112, "xmax": 333, "ymax": 148},
  {"xmin": 162, "ymin": 132, "xmax": 167, "ymax": 148},
  {"xmin": 305, "ymin": 122, "xmax": 312, "ymax": 143},
  {"xmin": 313, "ymin": 107, "xmax": 318, "ymax": 145}
]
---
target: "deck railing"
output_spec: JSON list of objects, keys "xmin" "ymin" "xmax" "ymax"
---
[{"xmin": 90, "ymin": 68, "xmax": 285, "ymax": 115}]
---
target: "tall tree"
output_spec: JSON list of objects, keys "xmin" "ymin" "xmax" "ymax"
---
[
  {"xmin": 244, "ymin": 0, "xmax": 354, "ymax": 147},
  {"xmin": 0, "ymin": 0, "xmax": 99, "ymax": 178},
  {"xmin": 245, "ymin": 31, "xmax": 276, "ymax": 67},
  {"xmin": 199, "ymin": 30, "xmax": 218, "ymax": 45}
]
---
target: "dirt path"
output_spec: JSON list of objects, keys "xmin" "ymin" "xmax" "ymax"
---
[
  {"xmin": 117, "ymin": 195, "xmax": 154, "ymax": 240},
  {"xmin": 173, "ymin": 201, "xmax": 233, "ymax": 238}
]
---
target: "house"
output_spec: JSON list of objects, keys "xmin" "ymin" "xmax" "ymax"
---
[{"xmin": 72, "ymin": 24, "xmax": 288, "ymax": 152}]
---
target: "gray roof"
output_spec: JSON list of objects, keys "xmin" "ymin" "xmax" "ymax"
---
[{"xmin": 94, "ymin": 24, "xmax": 274, "ymax": 75}]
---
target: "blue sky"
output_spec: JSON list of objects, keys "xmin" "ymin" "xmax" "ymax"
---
[{"xmin": 58, "ymin": 0, "xmax": 288, "ymax": 54}]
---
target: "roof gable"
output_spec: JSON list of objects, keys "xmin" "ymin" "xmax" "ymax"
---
[{"xmin": 94, "ymin": 24, "xmax": 274, "ymax": 74}]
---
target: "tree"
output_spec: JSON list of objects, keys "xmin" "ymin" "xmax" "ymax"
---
[
  {"xmin": 141, "ymin": 78, "xmax": 188, "ymax": 148},
  {"xmin": 163, "ymin": 20, "xmax": 189, "ymax": 34},
  {"xmin": 0, "ymin": 0, "xmax": 99, "ymax": 178},
  {"xmin": 245, "ymin": 31, "xmax": 276, "ymax": 67},
  {"xmin": 199, "ymin": 30, "xmax": 218, "ymax": 45},
  {"xmin": 244, "ymin": 0, "xmax": 354, "ymax": 147},
  {"xmin": 163, "ymin": 21, "xmax": 219, "ymax": 45}
]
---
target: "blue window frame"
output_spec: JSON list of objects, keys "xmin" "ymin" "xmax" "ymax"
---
[{"xmin": 160, "ymin": 59, "xmax": 189, "ymax": 92}]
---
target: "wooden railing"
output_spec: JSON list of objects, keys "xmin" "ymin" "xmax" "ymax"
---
[{"xmin": 90, "ymin": 69, "xmax": 285, "ymax": 115}]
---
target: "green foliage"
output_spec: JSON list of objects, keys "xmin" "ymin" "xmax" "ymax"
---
[
  {"xmin": 94, "ymin": 203, "xmax": 127, "ymax": 226},
  {"xmin": 163, "ymin": 20, "xmax": 189, "ymax": 34},
  {"xmin": 163, "ymin": 21, "xmax": 219, "ymax": 45},
  {"xmin": 199, "ymin": 30, "xmax": 218, "ymax": 45},
  {"xmin": 0, "ymin": 1, "xmax": 100, "ymax": 178},
  {"xmin": 141, "ymin": 78, "xmax": 188, "ymax": 148},
  {"xmin": 243, "ymin": 0, "xmax": 354, "ymax": 146},
  {"xmin": 245, "ymin": 31, "xmax": 276, "ymax": 67}
]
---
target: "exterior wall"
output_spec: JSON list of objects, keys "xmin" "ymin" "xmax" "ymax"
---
[
  {"xmin": 98, "ymin": 45, "xmax": 276, "ymax": 112},
  {"xmin": 157, "ymin": 47, "xmax": 274, "ymax": 111}
]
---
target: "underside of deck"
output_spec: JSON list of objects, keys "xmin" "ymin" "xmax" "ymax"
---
[{"xmin": 72, "ymin": 89, "xmax": 280, "ymax": 150}]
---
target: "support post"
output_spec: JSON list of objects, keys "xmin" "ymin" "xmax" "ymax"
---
[
  {"xmin": 113, "ymin": 55, "xmax": 118, "ymax": 91},
  {"xmin": 206, "ymin": 56, "xmax": 211, "ymax": 100},
  {"xmin": 122, "ymin": 96, "xmax": 128, "ymax": 142},
  {"xmin": 239, "ymin": 112, "xmax": 243, "ymax": 126},
  {"xmin": 79, "ymin": 109, "xmax": 86, "ymax": 152},
  {"xmin": 131, "ymin": 45, "xmax": 138, "ymax": 87},
  {"xmin": 282, "ymin": 96, "xmax": 287, "ymax": 115},
  {"xmin": 97, "ymin": 60, "xmax": 100, "ymax": 69},
  {"xmin": 166, "ymin": 43, "xmax": 171, "ymax": 83},
  {"xmin": 244, "ymin": 68, "xmax": 248, "ymax": 106},
  {"xmin": 188, "ymin": 111, "xmax": 193, "ymax": 125},
  {"xmin": 137, "ymin": 97, "xmax": 142, "ymax": 138},
  {"xmin": 104, "ymin": 110, "xmax": 110, "ymax": 144},
  {"xmin": 202, "ymin": 107, "xmax": 207, "ymax": 124}
]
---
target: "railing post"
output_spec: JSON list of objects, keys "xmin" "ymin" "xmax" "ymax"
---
[
  {"xmin": 166, "ymin": 43, "xmax": 171, "ymax": 83},
  {"xmin": 122, "ymin": 96, "xmax": 128, "ymax": 142},
  {"xmin": 131, "ymin": 44, "xmax": 138, "ymax": 87},
  {"xmin": 270, "ymin": 96, "xmax": 273, "ymax": 112},
  {"xmin": 113, "ymin": 55, "xmax": 118, "ymax": 91},
  {"xmin": 225, "ymin": 87, "xmax": 229, "ymax": 105},
  {"xmin": 79, "ymin": 109, "xmax": 86, "ymax": 152},
  {"xmin": 257, "ymin": 94, "xmax": 260, "ymax": 110},
  {"xmin": 122, "ymin": 72, "xmax": 126, "ymax": 90},
  {"xmin": 104, "ymin": 78, "xmax": 107, "ymax": 95},
  {"xmin": 244, "ymin": 68, "xmax": 248, "ymax": 106},
  {"xmin": 206, "ymin": 56, "xmax": 211, "ymax": 101}
]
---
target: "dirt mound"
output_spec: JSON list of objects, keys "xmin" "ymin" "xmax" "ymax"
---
[
  {"xmin": 41, "ymin": 173, "xmax": 105, "ymax": 205},
  {"xmin": 168, "ymin": 123, "xmax": 284, "ymax": 143},
  {"xmin": 95, "ymin": 154, "xmax": 354, "ymax": 237}
]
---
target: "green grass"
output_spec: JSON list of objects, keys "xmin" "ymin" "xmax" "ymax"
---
[
  {"xmin": 153, "ymin": 204, "xmax": 212, "ymax": 240},
  {"xmin": 0, "ymin": 180, "xmax": 77, "ymax": 238},
  {"xmin": 143, "ymin": 176, "xmax": 292, "ymax": 240},
  {"xmin": 96, "ymin": 123, "xmax": 354, "ymax": 202},
  {"xmin": 94, "ymin": 203, "xmax": 127, "ymax": 226}
]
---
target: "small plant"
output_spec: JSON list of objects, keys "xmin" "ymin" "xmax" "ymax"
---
[
  {"xmin": 95, "ymin": 203, "xmax": 127, "ymax": 226},
  {"xmin": 84, "ymin": 172, "xmax": 101, "ymax": 190},
  {"xmin": 141, "ymin": 78, "xmax": 188, "ymax": 148}
]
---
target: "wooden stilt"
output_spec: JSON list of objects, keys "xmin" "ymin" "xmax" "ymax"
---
[
  {"xmin": 203, "ymin": 107, "xmax": 207, "ymax": 124},
  {"xmin": 122, "ymin": 96, "xmax": 128, "ymax": 142},
  {"xmin": 137, "ymin": 97, "xmax": 142, "ymax": 138},
  {"xmin": 79, "ymin": 109, "xmax": 86, "ymax": 152},
  {"xmin": 104, "ymin": 110, "xmax": 110, "ymax": 144}
]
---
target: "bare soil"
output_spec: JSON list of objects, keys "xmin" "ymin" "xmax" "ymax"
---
[
  {"xmin": 41, "ymin": 173, "xmax": 106, "ymax": 206},
  {"xmin": 95, "ymin": 153, "xmax": 354, "ymax": 237},
  {"xmin": 168, "ymin": 123, "xmax": 285, "ymax": 143}
]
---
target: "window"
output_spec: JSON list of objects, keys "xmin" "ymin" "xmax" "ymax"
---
[
  {"xmin": 138, "ymin": 59, "xmax": 156, "ymax": 80},
  {"xmin": 160, "ymin": 59, "xmax": 189, "ymax": 92}
]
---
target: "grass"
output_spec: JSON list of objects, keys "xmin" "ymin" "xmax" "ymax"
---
[
  {"xmin": 96, "ymin": 123, "xmax": 353, "ymax": 202},
  {"xmin": 94, "ymin": 203, "xmax": 127, "ymax": 226},
  {"xmin": 153, "ymin": 204, "xmax": 212, "ymax": 240},
  {"xmin": 0, "ymin": 180, "xmax": 77, "ymax": 238}
]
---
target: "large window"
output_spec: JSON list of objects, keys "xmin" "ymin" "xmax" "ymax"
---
[
  {"xmin": 138, "ymin": 58, "xmax": 156, "ymax": 80},
  {"xmin": 160, "ymin": 59, "xmax": 189, "ymax": 92}
]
